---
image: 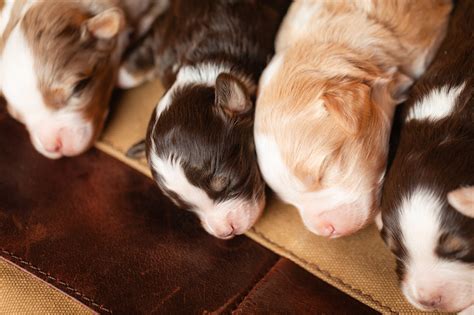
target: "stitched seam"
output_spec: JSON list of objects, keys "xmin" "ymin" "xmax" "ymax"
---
[
  {"xmin": 226, "ymin": 257, "xmax": 280, "ymax": 313},
  {"xmin": 0, "ymin": 249, "xmax": 113, "ymax": 314},
  {"xmin": 231, "ymin": 257, "xmax": 282, "ymax": 313},
  {"xmin": 249, "ymin": 228, "xmax": 397, "ymax": 315}
]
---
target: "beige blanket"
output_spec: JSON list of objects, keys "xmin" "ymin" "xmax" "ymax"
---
[{"xmin": 97, "ymin": 80, "xmax": 447, "ymax": 314}]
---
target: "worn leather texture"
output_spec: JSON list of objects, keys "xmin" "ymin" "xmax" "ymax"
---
[{"xmin": 0, "ymin": 103, "xmax": 375, "ymax": 314}]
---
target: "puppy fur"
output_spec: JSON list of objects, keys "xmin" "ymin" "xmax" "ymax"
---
[
  {"xmin": 380, "ymin": 0, "xmax": 473, "ymax": 312},
  {"xmin": 255, "ymin": 0, "xmax": 452, "ymax": 238},
  {"xmin": 0, "ymin": 0, "xmax": 166, "ymax": 158},
  {"xmin": 120, "ymin": 0, "xmax": 290, "ymax": 239}
]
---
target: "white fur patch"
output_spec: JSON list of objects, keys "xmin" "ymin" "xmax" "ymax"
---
[
  {"xmin": 150, "ymin": 151, "xmax": 215, "ymax": 212},
  {"xmin": 254, "ymin": 133, "xmax": 371, "ymax": 236},
  {"xmin": 149, "ymin": 147, "xmax": 261, "ymax": 238},
  {"xmin": 1, "ymin": 25, "xmax": 47, "ymax": 127},
  {"xmin": 399, "ymin": 188, "xmax": 442, "ymax": 262},
  {"xmin": 117, "ymin": 67, "xmax": 144, "ymax": 89},
  {"xmin": 1, "ymin": 24, "xmax": 94, "ymax": 158},
  {"xmin": 176, "ymin": 63, "xmax": 254, "ymax": 93},
  {"xmin": 259, "ymin": 53, "xmax": 284, "ymax": 89},
  {"xmin": 399, "ymin": 187, "xmax": 474, "ymax": 312},
  {"xmin": 406, "ymin": 84, "xmax": 465, "ymax": 122},
  {"xmin": 0, "ymin": 0, "xmax": 15, "ymax": 37}
]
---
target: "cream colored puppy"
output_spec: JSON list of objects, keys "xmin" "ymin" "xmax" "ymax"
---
[{"xmin": 255, "ymin": 0, "xmax": 452, "ymax": 237}]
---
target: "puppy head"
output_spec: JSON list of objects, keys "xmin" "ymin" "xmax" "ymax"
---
[
  {"xmin": 147, "ymin": 65, "xmax": 265, "ymax": 239},
  {"xmin": 255, "ymin": 47, "xmax": 412, "ymax": 237},
  {"xmin": 380, "ymin": 186, "xmax": 473, "ymax": 313},
  {"xmin": 2, "ymin": 2, "xmax": 125, "ymax": 158}
]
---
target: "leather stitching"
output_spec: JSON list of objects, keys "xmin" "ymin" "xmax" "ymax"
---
[
  {"xmin": 249, "ymin": 228, "xmax": 397, "ymax": 315},
  {"xmin": 227, "ymin": 257, "xmax": 280, "ymax": 313},
  {"xmin": 230, "ymin": 258, "xmax": 282, "ymax": 313},
  {"xmin": 0, "ymin": 249, "xmax": 113, "ymax": 314}
]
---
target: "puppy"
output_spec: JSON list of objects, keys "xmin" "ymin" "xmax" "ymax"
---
[
  {"xmin": 255, "ymin": 0, "xmax": 452, "ymax": 237},
  {"xmin": 379, "ymin": 0, "xmax": 473, "ymax": 312},
  {"xmin": 0, "ymin": 0, "xmax": 166, "ymax": 159},
  {"xmin": 120, "ymin": 0, "xmax": 290, "ymax": 239}
]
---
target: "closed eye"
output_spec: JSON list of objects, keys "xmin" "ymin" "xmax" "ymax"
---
[{"xmin": 72, "ymin": 77, "xmax": 91, "ymax": 96}]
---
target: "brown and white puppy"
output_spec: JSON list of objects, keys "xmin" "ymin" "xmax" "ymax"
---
[
  {"xmin": 120, "ymin": 0, "xmax": 290, "ymax": 239},
  {"xmin": 379, "ymin": 0, "xmax": 473, "ymax": 312},
  {"xmin": 255, "ymin": 0, "xmax": 452, "ymax": 238},
  {"xmin": 0, "ymin": 0, "xmax": 166, "ymax": 159}
]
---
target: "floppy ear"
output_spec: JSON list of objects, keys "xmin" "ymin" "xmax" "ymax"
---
[
  {"xmin": 371, "ymin": 67, "xmax": 413, "ymax": 108},
  {"xmin": 84, "ymin": 8, "xmax": 125, "ymax": 40},
  {"xmin": 126, "ymin": 139, "xmax": 146, "ymax": 160},
  {"xmin": 322, "ymin": 80, "xmax": 370, "ymax": 134},
  {"xmin": 447, "ymin": 186, "xmax": 474, "ymax": 218},
  {"xmin": 215, "ymin": 73, "xmax": 252, "ymax": 117}
]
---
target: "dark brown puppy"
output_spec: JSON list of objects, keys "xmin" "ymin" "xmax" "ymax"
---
[
  {"xmin": 121, "ymin": 0, "xmax": 290, "ymax": 239},
  {"xmin": 379, "ymin": 0, "xmax": 474, "ymax": 313}
]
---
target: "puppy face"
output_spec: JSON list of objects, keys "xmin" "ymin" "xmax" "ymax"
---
[
  {"xmin": 381, "ymin": 187, "xmax": 474, "ymax": 313},
  {"xmin": 147, "ymin": 65, "xmax": 265, "ymax": 239},
  {"xmin": 380, "ymin": 82, "xmax": 474, "ymax": 312},
  {"xmin": 255, "ymin": 47, "xmax": 411, "ymax": 237},
  {"xmin": 1, "ymin": 2, "xmax": 125, "ymax": 158}
]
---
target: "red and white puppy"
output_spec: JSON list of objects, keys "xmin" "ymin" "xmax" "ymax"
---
[
  {"xmin": 255, "ymin": 0, "xmax": 452, "ymax": 237},
  {"xmin": 0, "ymin": 0, "xmax": 166, "ymax": 158},
  {"xmin": 379, "ymin": 0, "xmax": 473, "ymax": 313}
]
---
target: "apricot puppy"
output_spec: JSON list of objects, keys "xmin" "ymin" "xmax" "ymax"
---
[{"xmin": 255, "ymin": 0, "xmax": 452, "ymax": 237}]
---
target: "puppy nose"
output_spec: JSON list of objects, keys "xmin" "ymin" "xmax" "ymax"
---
[
  {"xmin": 45, "ymin": 137, "xmax": 62, "ymax": 153},
  {"xmin": 218, "ymin": 224, "xmax": 235, "ymax": 239},
  {"xmin": 418, "ymin": 296, "xmax": 441, "ymax": 309}
]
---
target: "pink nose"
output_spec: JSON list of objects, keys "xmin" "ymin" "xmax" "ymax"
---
[
  {"xmin": 216, "ymin": 224, "xmax": 236, "ymax": 239},
  {"xmin": 44, "ymin": 137, "xmax": 62, "ymax": 154},
  {"xmin": 418, "ymin": 296, "xmax": 442, "ymax": 309}
]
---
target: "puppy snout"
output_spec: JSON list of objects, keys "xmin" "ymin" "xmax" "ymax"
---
[
  {"xmin": 33, "ymin": 124, "xmax": 93, "ymax": 159},
  {"xmin": 301, "ymin": 201, "xmax": 372, "ymax": 238},
  {"xmin": 418, "ymin": 296, "xmax": 442, "ymax": 310}
]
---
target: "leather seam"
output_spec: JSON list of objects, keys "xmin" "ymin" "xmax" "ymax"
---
[
  {"xmin": 249, "ymin": 227, "xmax": 398, "ymax": 315},
  {"xmin": 0, "ymin": 249, "xmax": 113, "ymax": 314},
  {"xmin": 231, "ymin": 257, "xmax": 282, "ymax": 313},
  {"xmin": 228, "ymin": 257, "xmax": 281, "ymax": 313}
]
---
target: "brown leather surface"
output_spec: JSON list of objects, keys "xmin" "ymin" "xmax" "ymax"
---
[
  {"xmin": 0, "ymin": 103, "xmax": 376, "ymax": 314},
  {"xmin": 233, "ymin": 259, "xmax": 378, "ymax": 314}
]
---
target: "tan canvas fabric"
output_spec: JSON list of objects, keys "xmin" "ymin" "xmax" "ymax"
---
[
  {"xmin": 0, "ymin": 257, "xmax": 94, "ymax": 314},
  {"xmin": 97, "ymin": 80, "xmax": 447, "ymax": 315}
]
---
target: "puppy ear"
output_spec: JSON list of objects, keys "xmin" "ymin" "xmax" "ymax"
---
[
  {"xmin": 371, "ymin": 67, "xmax": 413, "ymax": 108},
  {"xmin": 126, "ymin": 139, "xmax": 146, "ymax": 160},
  {"xmin": 447, "ymin": 186, "xmax": 474, "ymax": 218},
  {"xmin": 322, "ymin": 80, "xmax": 370, "ymax": 134},
  {"xmin": 84, "ymin": 8, "xmax": 125, "ymax": 40},
  {"xmin": 215, "ymin": 73, "xmax": 252, "ymax": 117}
]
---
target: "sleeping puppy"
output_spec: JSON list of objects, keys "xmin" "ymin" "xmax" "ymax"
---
[
  {"xmin": 379, "ymin": 0, "xmax": 473, "ymax": 313},
  {"xmin": 255, "ymin": 0, "xmax": 452, "ymax": 238},
  {"xmin": 120, "ymin": 0, "xmax": 290, "ymax": 239},
  {"xmin": 0, "ymin": 0, "xmax": 166, "ymax": 159}
]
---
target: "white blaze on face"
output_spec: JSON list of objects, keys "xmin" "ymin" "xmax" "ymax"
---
[
  {"xmin": 406, "ymin": 84, "xmax": 465, "ymax": 122},
  {"xmin": 254, "ymin": 133, "xmax": 372, "ymax": 237},
  {"xmin": 149, "ymin": 149, "xmax": 263, "ymax": 239},
  {"xmin": 399, "ymin": 188, "xmax": 474, "ymax": 312},
  {"xmin": 1, "ymin": 23, "xmax": 93, "ymax": 158}
]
